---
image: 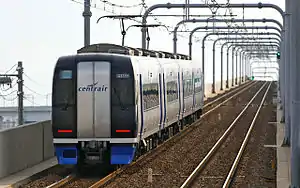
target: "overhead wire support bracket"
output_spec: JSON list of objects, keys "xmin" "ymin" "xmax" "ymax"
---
[
  {"xmin": 122, "ymin": 24, "xmax": 169, "ymax": 47},
  {"xmin": 96, "ymin": 14, "xmax": 142, "ymax": 23}
]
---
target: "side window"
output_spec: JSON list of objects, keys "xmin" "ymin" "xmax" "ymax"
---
[
  {"xmin": 143, "ymin": 83, "xmax": 159, "ymax": 110},
  {"xmin": 183, "ymin": 78, "xmax": 193, "ymax": 97},
  {"xmin": 194, "ymin": 77, "xmax": 202, "ymax": 93},
  {"xmin": 194, "ymin": 69, "xmax": 202, "ymax": 93},
  {"xmin": 166, "ymin": 81, "xmax": 178, "ymax": 102}
]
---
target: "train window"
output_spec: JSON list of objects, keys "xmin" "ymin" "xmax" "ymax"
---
[
  {"xmin": 183, "ymin": 79, "xmax": 193, "ymax": 97},
  {"xmin": 111, "ymin": 73, "xmax": 134, "ymax": 107},
  {"xmin": 166, "ymin": 81, "xmax": 178, "ymax": 102},
  {"xmin": 53, "ymin": 69, "xmax": 74, "ymax": 105},
  {"xmin": 194, "ymin": 77, "xmax": 202, "ymax": 93},
  {"xmin": 142, "ymin": 83, "xmax": 159, "ymax": 110},
  {"xmin": 59, "ymin": 70, "xmax": 72, "ymax": 79}
]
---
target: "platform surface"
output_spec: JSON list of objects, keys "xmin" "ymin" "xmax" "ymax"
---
[
  {"xmin": 276, "ymin": 100, "xmax": 291, "ymax": 188},
  {"xmin": 0, "ymin": 157, "xmax": 57, "ymax": 188}
]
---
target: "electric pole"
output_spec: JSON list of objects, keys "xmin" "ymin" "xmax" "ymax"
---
[
  {"xmin": 17, "ymin": 61, "xmax": 24, "ymax": 125},
  {"xmin": 0, "ymin": 61, "xmax": 24, "ymax": 125},
  {"xmin": 83, "ymin": 0, "xmax": 92, "ymax": 47}
]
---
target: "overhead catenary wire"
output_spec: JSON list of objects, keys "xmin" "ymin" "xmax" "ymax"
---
[
  {"xmin": 4, "ymin": 64, "xmax": 17, "ymax": 74},
  {"xmin": 0, "ymin": 95, "xmax": 18, "ymax": 102},
  {"xmin": 70, "ymin": 0, "xmax": 143, "ymax": 23},
  {"xmin": 24, "ymin": 96, "xmax": 44, "ymax": 106},
  {"xmin": 70, "ymin": 0, "xmax": 199, "ymax": 40},
  {"xmin": 23, "ymin": 73, "xmax": 45, "ymax": 87},
  {"xmin": 23, "ymin": 85, "xmax": 49, "ymax": 96},
  {"xmin": 98, "ymin": 0, "xmax": 142, "ymax": 8},
  {"xmin": 0, "ymin": 90, "xmax": 17, "ymax": 97}
]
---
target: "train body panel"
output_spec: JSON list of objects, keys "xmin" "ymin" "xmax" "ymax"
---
[
  {"xmin": 51, "ymin": 44, "xmax": 204, "ymax": 168},
  {"xmin": 131, "ymin": 56, "xmax": 162, "ymax": 140}
]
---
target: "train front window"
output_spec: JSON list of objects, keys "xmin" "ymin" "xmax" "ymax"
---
[
  {"xmin": 111, "ymin": 73, "xmax": 134, "ymax": 107},
  {"xmin": 53, "ymin": 69, "xmax": 74, "ymax": 106}
]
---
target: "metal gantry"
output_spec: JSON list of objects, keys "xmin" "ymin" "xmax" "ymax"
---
[
  {"xmin": 141, "ymin": 2, "xmax": 284, "ymax": 49},
  {"xmin": 221, "ymin": 39, "xmax": 280, "ymax": 88},
  {"xmin": 219, "ymin": 41, "xmax": 279, "ymax": 90},
  {"xmin": 174, "ymin": 18, "xmax": 283, "ymax": 54},
  {"xmin": 201, "ymin": 32, "xmax": 280, "ymax": 93}
]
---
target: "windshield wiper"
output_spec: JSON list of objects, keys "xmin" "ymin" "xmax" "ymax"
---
[
  {"xmin": 113, "ymin": 88, "xmax": 126, "ymax": 110},
  {"xmin": 54, "ymin": 97, "xmax": 70, "ymax": 110}
]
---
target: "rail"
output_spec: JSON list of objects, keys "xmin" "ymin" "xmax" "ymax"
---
[{"xmin": 179, "ymin": 82, "xmax": 270, "ymax": 188}]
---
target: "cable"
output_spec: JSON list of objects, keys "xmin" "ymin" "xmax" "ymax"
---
[
  {"xmin": 24, "ymin": 96, "xmax": 43, "ymax": 106},
  {"xmin": 98, "ymin": 0, "xmax": 142, "ymax": 8},
  {"xmin": 4, "ymin": 64, "xmax": 17, "ymax": 74},
  {"xmin": 23, "ymin": 85, "xmax": 49, "ymax": 96},
  {"xmin": 0, "ymin": 89, "xmax": 17, "ymax": 101},
  {"xmin": 71, "ymin": 0, "xmax": 195, "ymax": 42},
  {"xmin": 0, "ymin": 95, "xmax": 18, "ymax": 101},
  {"xmin": 0, "ymin": 90, "xmax": 17, "ymax": 97},
  {"xmin": 23, "ymin": 73, "xmax": 45, "ymax": 87},
  {"xmin": 70, "ymin": 0, "xmax": 143, "ymax": 23}
]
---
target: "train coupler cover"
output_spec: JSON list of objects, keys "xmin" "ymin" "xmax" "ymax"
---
[{"xmin": 55, "ymin": 146, "xmax": 78, "ymax": 165}]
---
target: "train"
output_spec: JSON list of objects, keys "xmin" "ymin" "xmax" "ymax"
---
[{"xmin": 51, "ymin": 43, "xmax": 204, "ymax": 170}]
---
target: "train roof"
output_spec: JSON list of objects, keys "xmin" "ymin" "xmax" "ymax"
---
[{"xmin": 77, "ymin": 43, "xmax": 191, "ymax": 60}]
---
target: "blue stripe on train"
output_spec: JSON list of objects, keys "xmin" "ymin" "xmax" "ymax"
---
[
  {"xmin": 162, "ymin": 73, "xmax": 167, "ymax": 128},
  {"xmin": 158, "ymin": 73, "xmax": 163, "ymax": 129},
  {"xmin": 177, "ymin": 72, "xmax": 181, "ymax": 120},
  {"xmin": 139, "ymin": 74, "xmax": 144, "ymax": 141},
  {"xmin": 181, "ymin": 72, "xmax": 185, "ymax": 118}
]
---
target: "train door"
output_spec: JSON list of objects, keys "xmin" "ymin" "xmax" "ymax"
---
[{"xmin": 77, "ymin": 61, "xmax": 111, "ymax": 138}]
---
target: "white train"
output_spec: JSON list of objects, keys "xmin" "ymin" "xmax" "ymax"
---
[{"xmin": 51, "ymin": 43, "xmax": 204, "ymax": 170}]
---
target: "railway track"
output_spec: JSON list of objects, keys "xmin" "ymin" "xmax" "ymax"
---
[
  {"xmin": 17, "ymin": 81, "xmax": 253, "ymax": 188},
  {"xmin": 87, "ymin": 81, "xmax": 263, "ymax": 188},
  {"xmin": 180, "ymin": 82, "xmax": 272, "ymax": 188},
  {"xmin": 15, "ymin": 165, "xmax": 73, "ymax": 188},
  {"xmin": 229, "ymin": 83, "xmax": 277, "ymax": 187}
]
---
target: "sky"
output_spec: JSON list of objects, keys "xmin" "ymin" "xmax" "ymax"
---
[{"xmin": 0, "ymin": 0, "xmax": 284, "ymax": 107}]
